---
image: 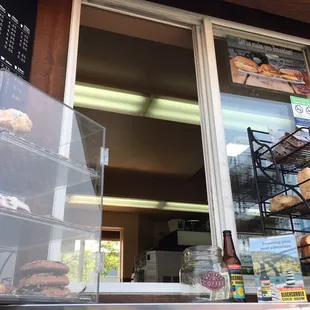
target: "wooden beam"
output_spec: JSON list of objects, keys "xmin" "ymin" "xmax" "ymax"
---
[{"xmin": 30, "ymin": 0, "xmax": 72, "ymax": 101}]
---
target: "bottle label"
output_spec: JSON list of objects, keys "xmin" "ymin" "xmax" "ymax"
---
[
  {"xmin": 200, "ymin": 271, "xmax": 225, "ymax": 291},
  {"xmin": 228, "ymin": 264, "xmax": 245, "ymax": 300},
  {"xmin": 260, "ymin": 279, "xmax": 272, "ymax": 300}
]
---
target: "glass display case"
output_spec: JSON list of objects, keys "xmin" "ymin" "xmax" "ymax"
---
[{"xmin": 0, "ymin": 71, "xmax": 105, "ymax": 303}]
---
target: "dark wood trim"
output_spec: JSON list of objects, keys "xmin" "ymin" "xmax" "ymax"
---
[
  {"xmin": 30, "ymin": 0, "xmax": 72, "ymax": 101},
  {"xmin": 147, "ymin": 0, "xmax": 310, "ymax": 40}
]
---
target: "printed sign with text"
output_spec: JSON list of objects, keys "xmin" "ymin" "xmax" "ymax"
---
[
  {"xmin": 249, "ymin": 235, "xmax": 306, "ymax": 303},
  {"xmin": 228, "ymin": 37, "xmax": 310, "ymax": 96}
]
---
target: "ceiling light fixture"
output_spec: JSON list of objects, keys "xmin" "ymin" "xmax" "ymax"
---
[
  {"xmin": 74, "ymin": 82, "xmax": 292, "ymax": 131},
  {"xmin": 67, "ymin": 195, "xmax": 208, "ymax": 213},
  {"xmin": 75, "ymin": 82, "xmax": 149, "ymax": 116},
  {"xmin": 74, "ymin": 82, "xmax": 200, "ymax": 125}
]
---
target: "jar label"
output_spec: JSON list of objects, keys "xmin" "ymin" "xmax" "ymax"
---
[
  {"xmin": 201, "ymin": 271, "xmax": 225, "ymax": 291},
  {"xmin": 228, "ymin": 264, "xmax": 245, "ymax": 300}
]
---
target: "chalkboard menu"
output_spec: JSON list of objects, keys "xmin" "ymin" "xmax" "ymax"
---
[{"xmin": 0, "ymin": 0, "xmax": 37, "ymax": 81}]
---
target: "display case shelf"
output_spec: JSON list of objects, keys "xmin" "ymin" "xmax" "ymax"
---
[
  {"xmin": 0, "ymin": 207, "xmax": 97, "ymax": 236},
  {"xmin": 0, "ymin": 131, "xmax": 99, "ymax": 198}
]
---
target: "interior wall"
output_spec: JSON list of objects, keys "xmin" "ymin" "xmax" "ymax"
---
[
  {"xmin": 104, "ymin": 168, "xmax": 207, "ymax": 203},
  {"xmin": 138, "ymin": 215, "xmax": 171, "ymax": 253},
  {"xmin": 138, "ymin": 215, "xmax": 154, "ymax": 253}
]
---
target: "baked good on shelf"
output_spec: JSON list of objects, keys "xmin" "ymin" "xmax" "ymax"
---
[
  {"xmin": 283, "ymin": 132, "xmax": 309, "ymax": 148},
  {"xmin": 18, "ymin": 260, "xmax": 70, "ymax": 298},
  {"xmin": 0, "ymin": 194, "xmax": 30, "ymax": 213},
  {"xmin": 270, "ymin": 195, "xmax": 301, "ymax": 212},
  {"xmin": 258, "ymin": 64, "xmax": 279, "ymax": 77},
  {"xmin": 21, "ymin": 260, "xmax": 69, "ymax": 275},
  {"xmin": 298, "ymin": 168, "xmax": 310, "ymax": 200},
  {"xmin": 232, "ymin": 56, "xmax": 258, "ymax": 73},
  {"xmin": 18, "ymin": 274, "xmax": 69, "ymax": 288},
  {"xmin": 265, "ymin": 132, "xmax": 309, "ymax": 163},
  {"xmin": 13, "ymin": 286, "xmax": 70, "ymax": 297},
  {"xmin": 300, "ymin": 234, "xmax": 310, "ymax": 263},
  {"xmin": 279, "ymin": 68, "xmax": 303, "ymax": 82},
  {"xmin": 0, "ymin": 109, "xmax": 32, "ymax": 133}
]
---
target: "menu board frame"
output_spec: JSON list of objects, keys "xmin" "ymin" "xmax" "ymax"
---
[{"xmin": 0, "ymin": 0, "xmax": 38, "ymax": 81}]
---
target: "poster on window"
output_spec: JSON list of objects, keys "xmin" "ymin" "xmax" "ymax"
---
[
  {"xmin": 249, "ymin": 235, "xmax": 306, "ymax": 303},
  {"xmin": 227, "ymin": 36, "xmax": 310, "ymax": 96}
]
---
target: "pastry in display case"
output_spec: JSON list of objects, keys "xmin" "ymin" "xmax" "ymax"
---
[{"xmin": 0, "ymin": 71, "xmax": 106, "ymax": 304}]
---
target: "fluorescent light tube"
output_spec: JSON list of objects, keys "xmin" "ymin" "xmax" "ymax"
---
[
  {"xmin": 74, "ymin": 82, "xmax": 200, "ymax": 125},
  {"xmin": 74, "ymin": 82, "xmax": 149, "ymax": 115},
  {"xmin": 67, "ymin": 195, "xmax": 208, "ymax": 213},
  {"xmin": 145, "ymin": 97, "xmax": 200, "ymax": 125},
  {"xmin": 226, "ymin": 143, "xmax": 249, "ymax": 157}
]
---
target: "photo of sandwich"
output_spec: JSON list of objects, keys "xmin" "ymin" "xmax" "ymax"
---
[
  {"xmin": 232, "ymin": 56, "xmax": 258, "ymax": 73},
  {"xmin": 228, "ymin": 36, "xmax": 308, "ymax": 95},
  {"xmin": 258, "ymin": 64, "xmax": 279, "ymax": 78},
  {"xmin": 230, "ymin": 59, "xmax": 248, "ymax": 84},
  {"xmin": 279, "ymin": 69, "xmax": 303, "ymax": 82}
]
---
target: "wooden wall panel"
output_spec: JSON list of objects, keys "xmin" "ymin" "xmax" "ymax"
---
[{"xmin": 30, "ymin": 0, "xmax": 72, "ymax": 101}]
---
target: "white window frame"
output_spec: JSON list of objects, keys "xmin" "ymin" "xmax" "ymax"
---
[{"xmin": 64, "ymin": 0, "xmax": 310, "ymax": 250}]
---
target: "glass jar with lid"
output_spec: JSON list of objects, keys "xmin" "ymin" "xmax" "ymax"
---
[{"xmin": 180, "ymin": 245, "xmax": 231, "ymax": 302}]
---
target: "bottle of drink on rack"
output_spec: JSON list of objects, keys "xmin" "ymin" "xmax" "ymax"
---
[
  {"xmin": 223, "ymin": 230, "xmax": 246, "ymax": 302},
  {"xmin": 259, "ymin": 261, "xmax": 272, "ymax": 301}
]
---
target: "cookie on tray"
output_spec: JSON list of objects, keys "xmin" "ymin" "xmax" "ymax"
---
[
  {"xmin": 19, "ymin": 274, "xmax": 69, "ymax": 288},
  {"xmin": 20, "ymin": 260, "xmax": 69, "ymax": 275},
  {"xmin": 38, "ymin": 287, "xmax": 71, "ymax": 297}
]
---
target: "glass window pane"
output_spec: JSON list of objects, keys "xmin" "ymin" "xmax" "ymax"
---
[{"xmin": 214, "ymin": 28, "xmax": 310, "ymax": 274}]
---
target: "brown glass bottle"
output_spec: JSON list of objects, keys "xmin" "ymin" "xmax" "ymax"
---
[
  {"xmin": 259, "ymin": 261, "xmax": 272, "ymax": 301},
  {"xmin": 223, "ymin": 230, "xmax": 246, "ymax": 302}
]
